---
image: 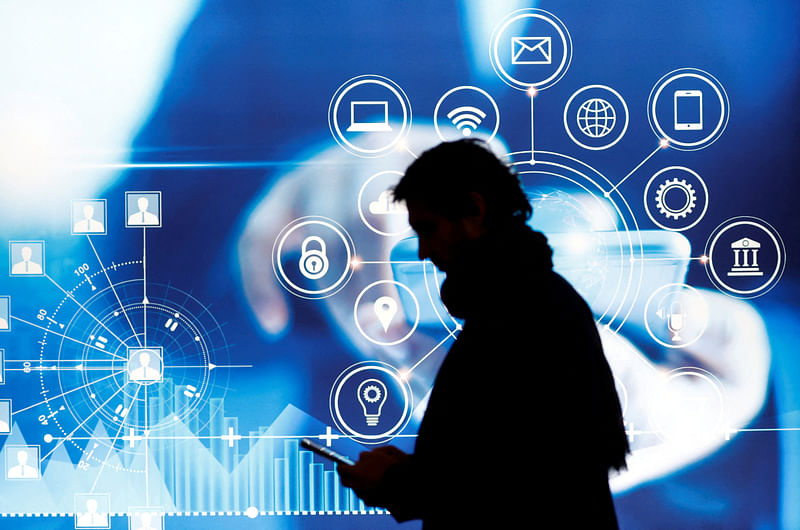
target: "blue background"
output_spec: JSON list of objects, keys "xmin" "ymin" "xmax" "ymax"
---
[{"xmin": 0, "ymin": 1, "xmax": 798, "ymax": 528}]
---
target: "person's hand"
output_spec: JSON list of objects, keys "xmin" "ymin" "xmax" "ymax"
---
[{"xmin": 338, "ymin": 445, "xmax": 409, "ymax": 507}]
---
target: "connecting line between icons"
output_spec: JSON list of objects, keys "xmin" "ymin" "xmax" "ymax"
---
[
  {"xmin": 90, "ymin": 383, "xmax": 142, "ymax": 494},
  {"xmin": 9, "ymin": 315, "xmax": 126, "ymax": 360},
  {"xmin": 162, "ymin": 364, "xmax": 253, "ymax": 370},
  {"xmin": 87, "ymin": 235, "xmax": 142, "ymax": 348},
  {"xmin": 54, "ymin": 433, "xmax": 421, "ymax": 444},
  {"xmin": 64, "ymin": 161, "xmax": 325, "ymax": 170},
  {"xmin": 529, "ymin": 92, "xmax": 536, "ymax": 165},
  {"xmin": 144, "ymin": 385, "xmax": 150, "ymax": 505},
  {"xmin": 3, "ymin": 362, "xmax": 250, "ymax": 374},
  {"xmin": 0, "ymin": 511, "xmax": 393, "ymax": 518},
  {"xmin": 356, "ymin": 260, "xmax": 425, "ymax": 265},
  {"xmin": 44, "ymin": 274, "xmax": 128, "ymax": 351},
  {"xmin": 403, "ymin": 144, "xmax": 419, "ymax": 159},
  {"xmin": 605, "ymin": 143, "xmax": 664, "ymax": 197},
  {"xmin": 6, "ymin": 366, "xmax": 116, "ymax": 372},
  {"xmin": 630, "ymin": 256, "xmax": 708, "ymax": 263},
  {"xmin": 623, "ymin": 426, "xmax": 800, "ymax": 443},
  {"xmin": 405, "ymin": 332, "xmax": 458, "ymax": 376},
  {"xmin": 142, "ymin": 227, "xmax": 148, "ymax": 348},
  {"xmin": 11, "ymin": 371, "xmax": 124, "ymax": 416}
]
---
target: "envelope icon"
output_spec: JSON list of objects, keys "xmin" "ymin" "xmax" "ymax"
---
[{"xmin": 511, "ymin": 36, "xmax": 552, "ymax": 65}]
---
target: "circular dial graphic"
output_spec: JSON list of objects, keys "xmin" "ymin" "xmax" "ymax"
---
[{"xmin": 34, "ymin": 262, "xmax": 230, "ymax": 474}]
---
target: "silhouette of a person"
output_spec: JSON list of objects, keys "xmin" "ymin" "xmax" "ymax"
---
[
  {"xmin": 0, "ymin": 315, "xmax": 7, "ymax": 330},
  {"xmin": 7, "ymin": 449, "xmax": 38, "ymax": 478},
  {"xmin": 74, "ymin": 204, "xmax": 105, "ymax": 233},
  {"xmin": 11, "ymin": 246, "xmax": 43, "ymax": 275},
  {"xmin": 128, "ymin": 197, "xmax": 159, "ymax": 226},
  {"xmin": 76, "ymin": 498, "xmax": 108, "ymax": 528},
  {"xmin": 0, "ymin": 418, "xmax": 9, "ymax": 433},
  {"xmin": 338, "ymin": 140, "xmax": 629, "ymax": 529},
  {"xmin": 129, "ymin": 351, "xmax": 161, "ymax": 381}
]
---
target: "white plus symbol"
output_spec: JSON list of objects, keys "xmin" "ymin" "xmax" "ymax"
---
[
  {"xmin": 318, "ymin": 426, "xmax": 339, "ymax": 447},
  {"xmin": 122, "ymin": 428, "xmax": 141, "ymax": 448},
  {"xmin": 220, "ymin": 427, "xmax": 236, "ymax": 447},
  {"xmin": 221, "ymin": 426, "xmax": 240, "ymax": 448}
]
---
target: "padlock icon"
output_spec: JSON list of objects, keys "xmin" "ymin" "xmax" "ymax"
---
[{"xmin": 299, "ymin": 236, "xmax": 330, "ymax": 280}]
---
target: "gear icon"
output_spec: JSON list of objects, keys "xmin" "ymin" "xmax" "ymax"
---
[
  {"xmin": 655, "ymin": 178, "xmax": 696, "ymax": 219},
  {"xmin": 362, "ymin": 385, "xmax": 382, "ymax": 403}
]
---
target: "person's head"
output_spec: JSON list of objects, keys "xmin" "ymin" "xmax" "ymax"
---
[
  {"xmin": 138, "ymin": 351, "xmax": 151, "ymax": 367},
  {"xmin": 392, "ymin": 139, "xmax": 531, "ymax": 272},
  {"xmin": 21, "ymin": 246, "xmax": 33, "ymax": 261},
  {"xmin": 86, "ymin": 499, "xmax": 98, "ymax": 513},
  {"xmin": 16, "ymin": 450, "xmax": 28, "ymax": 465},
  {"xmin": 82, "ymin": 204, "xmax": 95, "ymax": 220},
  {"xmin": 137, "ymin": 197, "xmax": 149, "ymax": 212}
]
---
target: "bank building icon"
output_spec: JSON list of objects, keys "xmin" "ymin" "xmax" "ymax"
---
[{"xmin": 727, "ymin": 237, "xmax": 763, "ymax": 277}]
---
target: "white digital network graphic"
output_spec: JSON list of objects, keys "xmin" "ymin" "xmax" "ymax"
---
[
  {"xmin": 704, "ymin": 216, "xmax": 786, "ymax": 298},
  {"xmin": 328, "ymin": 74, "xmax": 412, "ymax": 158},
  {"xmin": 563, "ymin": 85, "xmax": 629, "ymax": 150},
  {"xmin": 644, "ymin": 166, "xmax": 709, "ymax": 231},
  {"xmin": 329, "ymin": 361, "xmax": 412, "ymax": 445},
  {"xmin": 354, "ymin": 280, "xmax": 420, "ymax": 347},
  {"xmin": 490, "ymin": 8, "xmax": 572, "ymax": 91},
  {"xmin": 647, "ymin": 68, "xmax": 730, "ymax": 151},
  {"xmin": 0, "ymin": 5, "xmax": 786, "ymax": 525},
  {"xmin": 433, "ymin": 86, "xmax": 500, "ymax": 142},
  {"xmin": 272, "ymin": 216, "xmax": 356, "ymax": 299},
  {"xmin": 643, "ymin": 283, "xmax": 709, "ymax": 348},
  {"xmin": 316, "ymin": 9, "xmax": 774, "ymax": 479}
]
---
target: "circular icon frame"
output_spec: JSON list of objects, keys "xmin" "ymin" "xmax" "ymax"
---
[
  {"xmin": 433, "ymin": 85, "xmax": 500, "ymax": 142},
  {"xmin": 357, "ymin": 170, "xmax": 412, "ymax": 237},
  {"xmin": 354, "ymin": 280, "xmax": 420, "ymax": 346},
  {"xmin": 643, "ymin": 166, "xmax": 709, "ymax": 232},
  {"xmin": 329, "ymin": 361, "xmax": 413, "ymax": 444},
  {"xmin": 272, "ymin": 216, "xmax": 356, "ymax": 299},
  {"xmin": 704, "ymin": 216, "xmax": 785, "ymax": 298},
  {"xmin": 563, "ymin": 85, "xmax": 629, "ymax": 150},
  {"xmin": 643, "ymin": 283, "xmax": 709, "ymax": 349},
  {"xmin": 647, "ymin": 68, "xmax": 729, "ymax": 151},
  {"xmin": 328, "ymin": 74, "xmax": 412, "ymax": 158},
  {"xmin": 490, "ymin": 8, "xmax": 572, "ymax": 91}
]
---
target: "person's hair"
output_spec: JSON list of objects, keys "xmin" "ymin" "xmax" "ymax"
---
[{"xmin": 392, "ymin": 139, "xmax": 532, "ymax": 227}]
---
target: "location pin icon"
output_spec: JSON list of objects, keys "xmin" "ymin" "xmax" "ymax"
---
[{"xmin": 373, "ymin": 296, "xmax": 398, "ymax": 333}]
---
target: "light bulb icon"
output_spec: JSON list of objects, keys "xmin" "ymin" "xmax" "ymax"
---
[{"xmin": 357, "ymin": 378, "xmax": 388, "ymax": 427}]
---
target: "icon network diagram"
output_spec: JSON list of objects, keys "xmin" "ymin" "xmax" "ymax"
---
[{"xmin": 0, "ymin": 6, "xmax": 788, "ymax": 528}]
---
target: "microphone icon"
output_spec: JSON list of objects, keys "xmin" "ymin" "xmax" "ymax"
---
[{"xmin": 666, "ymin": 301, "xmax": 684, "ymax": 342}]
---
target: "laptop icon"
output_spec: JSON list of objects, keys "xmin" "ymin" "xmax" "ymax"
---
[{"xmin": 346, "ymin": 101, "xmax": 393, "ymax": 132}]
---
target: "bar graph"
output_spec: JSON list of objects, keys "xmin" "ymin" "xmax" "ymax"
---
[{"xmin": 0, "ymin": 377, "xmax": 390, "ymax": 518}]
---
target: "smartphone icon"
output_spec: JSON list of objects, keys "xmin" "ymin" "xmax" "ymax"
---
[{"xmin": 673, "ymin": 90, "xmax": 703, "ymax": 130}]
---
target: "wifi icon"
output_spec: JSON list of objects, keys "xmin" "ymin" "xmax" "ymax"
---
[{"xmin": 446, "ymin": 106, "xmax": 487, "ymax": 137}]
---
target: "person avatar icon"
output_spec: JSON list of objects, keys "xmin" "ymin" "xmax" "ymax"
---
[
  {"xmin": 74, "ymin": 204, "xmax": 105, "ymax": 233},
  {"xmin": 127, "ymin": 197, "xmax": 160, "ymax": 226},
  {"xmin": 76, "ymin": 498, "xmax": 109, "ymax": 528},
  {"xmin": 128, "ymin": 349, "xmax": 162, "ymax": 382},
  {"xmin": 0, "ymin": 297, "xmax": 7, "ymax": 330},
  {"xmin": 11, "ymin": 246, "xmax": 43, "ymax": 275},
  {"xmin": 132, "ymin": 511, "xmax": 162, "ymax": 530},
  {"xmin": 0, "ymin": 401, "xmax": 10, "ymax": 433},
  {"xmin": 7, "ymin": 448, "xmax": 39, "ymax": 479}
]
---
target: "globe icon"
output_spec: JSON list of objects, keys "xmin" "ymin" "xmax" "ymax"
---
[{"xmin": 576, "ymin": 98, "xmax": 616, "ymax": 138}]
